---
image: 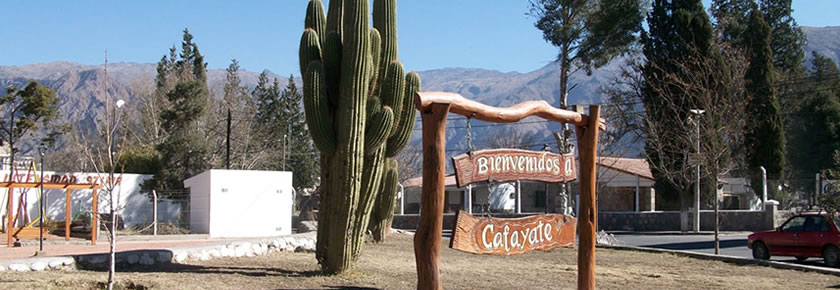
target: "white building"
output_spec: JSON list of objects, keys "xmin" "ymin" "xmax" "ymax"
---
[{"xmin": 184, "ymin": 169, "xmax": 294, "ymax": 238}]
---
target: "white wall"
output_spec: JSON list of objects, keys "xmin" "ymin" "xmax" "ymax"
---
[
  {"xmin": 185, "ymin": 171, "xmax": 212, "ymax": 234},
  {"xmin": 184, "ymin": 170, "xmax": 293, "ymax": 238},
  {"xmin": 0, "ymin": 171, "xmax": 179, "ymax": 228}
]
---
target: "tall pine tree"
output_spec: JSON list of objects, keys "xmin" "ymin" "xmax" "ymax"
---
[
  {"xmin": 279, "ymin": 76, "xmax": 319, "ymax": 190},
  {"xmin": 743, "ymin": 4, "xmax": 785, "ymax": 193},
  {"xmin": 640, "ymin": 0, "xmax": 732, "ymax": 230},
  {"xmin": 789, "ymin": 53, "xmax": 840, "ymax": 178},
  {"xmin": 759, "ymin": 0, "xmax": 806, "ymax": 75},
  {"xmin": 142, "ymin": 29, "xmax": 211, "ymax": 192}
]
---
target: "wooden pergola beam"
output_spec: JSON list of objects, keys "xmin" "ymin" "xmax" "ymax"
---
[{"xmin": 414, "ymin": 92, "xmax": 605, "ymax": 129}]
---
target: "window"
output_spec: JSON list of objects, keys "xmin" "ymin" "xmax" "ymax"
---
[
  {"xmin": 781, "ymin": 216, "xmax": 806, "ymax": 232},
  {"xmin": 803, "ymin": 216, "xmax": 831, "ymax": 232},
  {"xmin": 534, "ymin": 190, "xmax": 546, "ymax": 208}
]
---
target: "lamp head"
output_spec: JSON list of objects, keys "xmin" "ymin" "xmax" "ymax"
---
[
  {"xmin": 116, "ymin": 99, "xmax": 125, "ymax": 108},
  {"xmin": 690, "ymin": 109, "xmax": 705, "ymax": 115}
]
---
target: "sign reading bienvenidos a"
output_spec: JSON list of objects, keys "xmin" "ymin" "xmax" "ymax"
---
[
  {"xmin": 450, "ymin": 211, "xmax": 576, "ymax": 255},
  {"xmin": 452, "ymin": 149, "xmax": 576, "ymax": 187}
]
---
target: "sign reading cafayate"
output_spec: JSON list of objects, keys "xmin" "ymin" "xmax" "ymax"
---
[
  {"xmin": 450, "ymin": 211, "xmax": 576, "ymax": 255},
  {"xmin": 452, "ymin": 149, "xmax": 576, "ymax": 187}
]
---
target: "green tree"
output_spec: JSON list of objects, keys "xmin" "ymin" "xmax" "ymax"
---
[
  {"xmin": 279, "ymin": 75, "xmax": 319, "ymax": 190},
  {"xmin": 759, "ymin": 0, "xmax": 806, "ymax": 75},
  {"xmin": 0, "ymin": 81, "xmax": 63, "ymax": 180},
  {"xmin": 529, "ymin": 0, "xmax": 645, "ymax": 214},
  {"xmin": 217, "ymin": 59, "xmax": 256, "ymax": 169},
  {"xmin": 251, "ymin": 71, "xmax": 285, "ymax": 170},
  {"xmin": 640, "ymin": 0, "xmax": 734, "ymax": 231},
  {"xmin": 788, "ymin": 53, "xmax": 840, "ymax": 178},
  {"xmin": 529, "ymin": 0, "xmax": 645, "ymax": 107},
  {"xmin": 710, "ymin": 0, "xmax": 753, "ymax": 45},
  {"xmin": 743, "ymin": 5, "xmax": 785, "ymax": 194},
  {"xmin": 142, "ymin": 29, "xmax": 211, "ymax": 192}
]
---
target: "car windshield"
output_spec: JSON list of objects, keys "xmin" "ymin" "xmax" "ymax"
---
[
  {"xmin": 781, "ymin": 216, "xmax": 806, "ymax": 231},
  {"xmin": 834, "ymin": 216, "xmax": 840, "ymax": 231}
]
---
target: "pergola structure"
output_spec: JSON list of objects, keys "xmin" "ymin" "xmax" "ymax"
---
[{"xmin": 1, "ymin": 182, "xmax": 103, "ymax": 246}]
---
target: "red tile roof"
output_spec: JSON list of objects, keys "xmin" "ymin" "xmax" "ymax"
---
[{"xmin": 595, "ymin": 157, "xmax": 654, "ymax": 180}]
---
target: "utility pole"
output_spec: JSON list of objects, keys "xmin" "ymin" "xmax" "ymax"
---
[{"xmin": 225, "ymin": 106, "xmax": 231, "ymax": 169}]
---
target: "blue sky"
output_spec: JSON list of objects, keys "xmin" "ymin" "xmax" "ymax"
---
[{"xmin": 1, "ymin": 1, "xmax": 837, "ymax": 76}]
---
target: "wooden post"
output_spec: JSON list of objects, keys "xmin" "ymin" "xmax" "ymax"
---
[
  {"xmin": 65, "ymin": 188, "xmax": 71, "ymax": 241},
  {"xmin": 414, "ymin": 102, "xmax": 451, "ymax": 290},
  {"xmin": 91, "ymin": 188, "xmax": 97, "ymax": 245},
  {"xmin": 576, "ymin": 105, "xmax": 600, "ymax": 290},
  {"xmin": 7, "ymin": 186, "xmax": 13, "ymax": 246}
]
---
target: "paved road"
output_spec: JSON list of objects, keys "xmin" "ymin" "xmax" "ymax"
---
[{"xmin": 614, "ymin": 232, "xmax": 835, "ymax": 268}]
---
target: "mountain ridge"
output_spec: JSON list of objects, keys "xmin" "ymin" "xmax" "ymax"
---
[{"xmin": 1, "ymin": 26, "xmax": 837, "ymax": 156}]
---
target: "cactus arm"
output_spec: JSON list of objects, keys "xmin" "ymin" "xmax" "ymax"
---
[
  {"xmin": 299, "ymin": 29, "xmax": 322, "ymax": 79},
  {"xmin": 385, "ymin": 71, "xmax": 420, "ymax": 157},
  {"xmin": 369, "ymin": 159, "xmax": 399, "ymax": 242},
  {"xmin": 368, "ymin": 28, "xmax": 382, "ymax": 95},
  {"xmin": 373, "ymin": 0, "xmax": 398, "ymax": 79},
  {"xmin": 380, "ymin": 61, "xmax": 405, "ymax": 135},
  {"xmin": 326, "ymin": 0, "xmax": 344, "ymax": 35},
  {"xmin": 365, "ymin": 106, "xmax": 394, "ymax": 151},
  {"xmin": 351, "ymin": 146, "xmax": 386, "ymax": 259},
  {"xmin": 305, "ymin": 0, "xmax": 327, "ymax": 44},
  {"xmin": 303, "ymin": 62, "xmax": 336, "ymax": 155}
]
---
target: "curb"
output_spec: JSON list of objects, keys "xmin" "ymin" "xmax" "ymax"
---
[
  {"xmin": 0, "ymin": 232, "xmax": 317, "ymax": 272},
  {"xmin": 599, "ymin": 244, "xmax": 840, "ymax": 277}
]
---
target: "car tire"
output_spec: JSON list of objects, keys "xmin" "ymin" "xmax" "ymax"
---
[
  {"xmin": 752, "ymin": 241, "xmax": 770, "ymax": 260},
  {"xmin": 823, "ymin": 246, "xmax": 840, "ymax": 267},
  {"xmin": 795, "ymin": 256, "xmax": 808, "ymax": 262}
]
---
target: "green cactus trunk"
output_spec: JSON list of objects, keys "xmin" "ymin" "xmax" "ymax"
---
[
  {"xmin": 369, "ymin": 159, "xmax": 399, "ymax": 241},
  {"xmin": 300, "ymin": 0, "xmax": 418, "ymax": 274}
]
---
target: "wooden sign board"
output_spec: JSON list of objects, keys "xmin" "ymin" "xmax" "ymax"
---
[
  {"xmin": 450, "ymin": 211, "xmax": 576, "ymax": 255},
  {"xmin": 452, "ymin": 149, "xmax": 576, "ymax": 187}
]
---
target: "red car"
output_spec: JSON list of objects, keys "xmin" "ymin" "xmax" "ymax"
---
[{"xmin": 748, "ymin": 213, "xmax": 840, "ymax": 267}]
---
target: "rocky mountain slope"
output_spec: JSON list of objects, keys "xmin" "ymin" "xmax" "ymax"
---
[{"xmin": 1, "ymin": 26, "xmax": 836, "ymax": 156}]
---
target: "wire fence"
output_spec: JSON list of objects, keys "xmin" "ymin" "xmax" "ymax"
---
[{"xmin": 116, "ymin": 190, "xmax": 191, "ymax": 235}]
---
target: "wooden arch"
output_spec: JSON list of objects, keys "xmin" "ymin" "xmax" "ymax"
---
[{"xmin": 413, "ymin": 92, "xmax": 603, "ymax": 290}]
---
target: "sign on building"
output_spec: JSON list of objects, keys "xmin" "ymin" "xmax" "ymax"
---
[{"xmin": 452, "ymin": 149, "xmax": 576, "ymax": 187}]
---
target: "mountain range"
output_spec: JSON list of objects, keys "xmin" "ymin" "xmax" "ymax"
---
[{"xmin": 1, "ymin": 26, "xmax": 838, "ymax": 156}]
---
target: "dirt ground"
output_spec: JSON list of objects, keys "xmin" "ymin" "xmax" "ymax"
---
[{"xmin": 0, "ymin": 233, "xmax": 838, "ymax": 289}]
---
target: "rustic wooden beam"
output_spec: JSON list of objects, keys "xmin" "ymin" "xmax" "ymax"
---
[
  {"xmin": 415, "ymin": 92, "xmax": 605, "ymax": 129},
  {"xmin": 576, "ymin": 105, "xmax": 601, "ymax": 290},
  {"xmin": 0, "ymin": 182, "xmax": 101, "ymax": 190},
  {"xmin": 91, "ymin": 188, "xmax": 98, "ymax": 246},
  {"xmin": 7, "ymin": 186, "xmax": 13, "ymax": 247},
  {"xmin": 414, "ymin": 102, "xmax": 451, "ymax": 290},
  {"xmin": 65, "ymin": 188, "xmax": 71, "ymax": 241}
]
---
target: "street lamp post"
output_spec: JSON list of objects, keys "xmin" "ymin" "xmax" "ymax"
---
[
  {"xmin": 37, "ymin": 143, "xmax": 46, "ymax": 255},
  {"xmin": 690, "ymin": 109, "xmax": 704, "ymax": 233},
  {"xmin": 282, "ymin": 134, "xmax": 288, "ymax": 171}
]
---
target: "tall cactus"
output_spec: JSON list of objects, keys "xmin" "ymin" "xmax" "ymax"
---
[{"xmin": 299, "ymin": 0, "xmax": 419, "ymax": 274}]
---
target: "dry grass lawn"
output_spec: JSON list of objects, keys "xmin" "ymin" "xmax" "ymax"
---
[{"xmin": 1, "ymin": 233, "xmax": 838, "ymax": 289}]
